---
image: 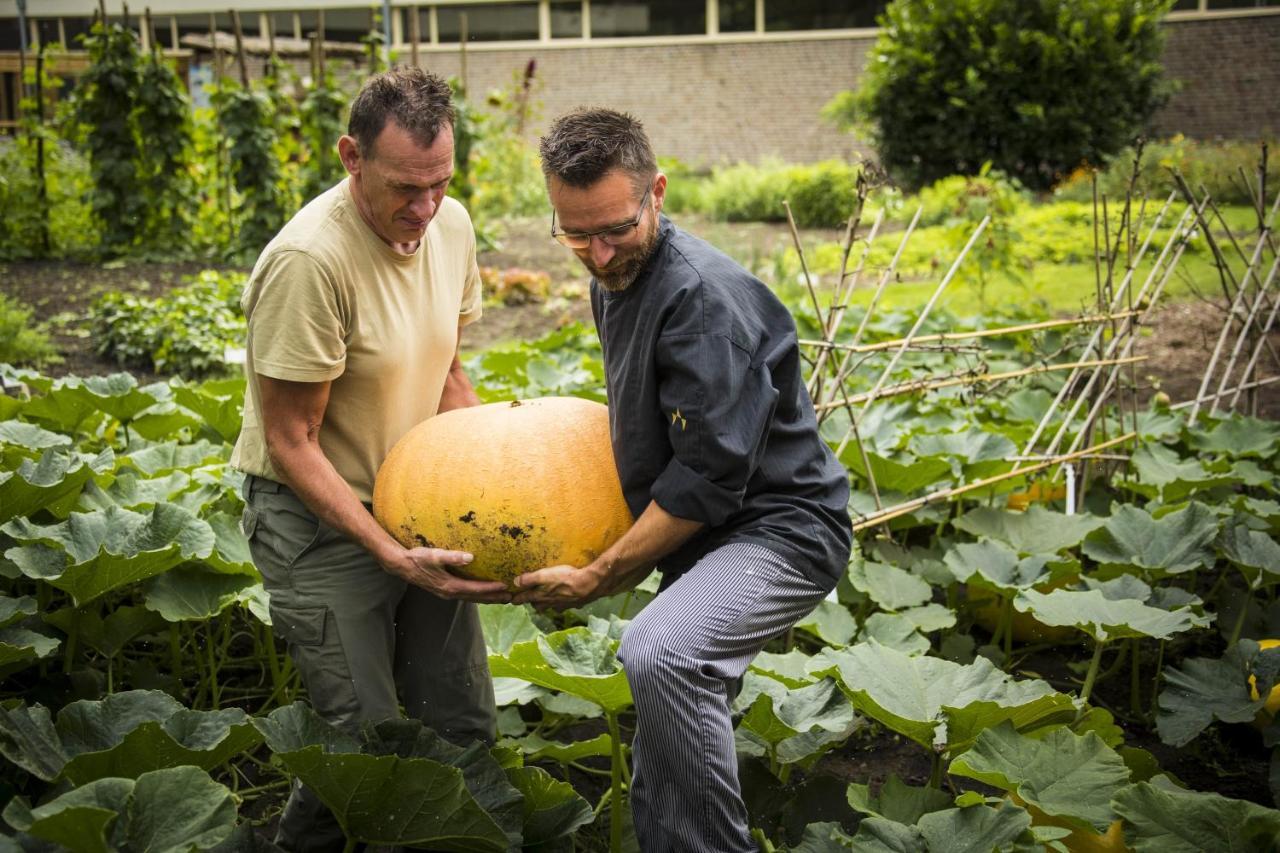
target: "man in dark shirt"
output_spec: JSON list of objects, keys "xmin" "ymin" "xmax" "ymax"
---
[{"xmin": 513, "ymin": 108, "xmax": 852, "ymax": 852}]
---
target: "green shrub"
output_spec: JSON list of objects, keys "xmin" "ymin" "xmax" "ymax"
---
[
  {"xmin": 836, "ymin": 0, "xmax": 1172, "ymax": 191},
  {"xmin": 1054, "ymin": 136, "xmax": 1280, "ymax": 207},
  {"xmin": 657, "ymin": 157, "xmax": 709, "ymax": 215},
  {"xmin": 87, "ymin": 270, "xmax": 247, "ymax": 377},
  {"xmin": 0, "ymin": 293, "xmax": 61, "ymax": 367},
  {"xmin": 702, "ymin": 158, "xmax": 861, "ymax": 227}
]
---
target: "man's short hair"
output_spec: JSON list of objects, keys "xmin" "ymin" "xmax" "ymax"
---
[
  {"xmin": 539, "ymin": 108, "xmax": 657, "ymax": 192},
  {"xmin": 348, "ymin": 67, "xmax": 455, "ymax": 157}
]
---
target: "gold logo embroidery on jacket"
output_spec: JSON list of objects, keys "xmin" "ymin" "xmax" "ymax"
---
[{"xmin": 670, "ymin": 409, "xmax": 687, "ymax": 430}]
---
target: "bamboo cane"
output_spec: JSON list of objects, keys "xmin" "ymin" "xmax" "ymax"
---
[
  {"xmin": 1188, "ymin": 190, "xmax": 1280, "ymax": 422},
  {"xmin": 834, "ymin": 216, "xmax": 990, "ymax": 459},
  {"xmin": 1228, "ymin": 259, "xmax": 1280, "ymax": 411},
  {"xmin": 799, "ymin": 310, "xmax": 1144, "ymax": 354},
  {"xmin": 812, "ymin": 355, "xmax": 1148, "ymax": 413},
  {"xmin": 851, "ymin": 433, "xmax": 1137, "ymax": 531},
  {"xmin": 1209, "ymin": 248, "xmax": 1280, "ymax": 417}
]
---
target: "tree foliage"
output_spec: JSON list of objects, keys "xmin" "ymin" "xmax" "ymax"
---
[{"xmin": 835, "ymin": 0, "xmax": 1173, "ymax": 191}]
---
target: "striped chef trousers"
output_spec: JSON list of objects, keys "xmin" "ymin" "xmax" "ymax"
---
[{"xmin": 617, "ymin": 541, "xmax": 835, "ymax": 852}]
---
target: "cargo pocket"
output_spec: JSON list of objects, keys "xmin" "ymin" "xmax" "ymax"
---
[
  {"xmin": 270, "ymin": 603, "xmax": 361, "ymax": 724},
  {"xmin": 246, "ymin": 495, "xmax": 330, "ymax": 578}
]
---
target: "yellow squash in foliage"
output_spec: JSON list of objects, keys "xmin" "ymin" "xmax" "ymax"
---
[{"xmin": 373, "ymin": 397, "xmax": 634, "ymax": 587}]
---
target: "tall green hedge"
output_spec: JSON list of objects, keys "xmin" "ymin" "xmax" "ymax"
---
[{"xmin": 835, "ymin": 0, "xmax": 1173, "ymax": 191}]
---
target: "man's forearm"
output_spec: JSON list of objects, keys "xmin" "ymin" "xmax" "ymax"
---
[
  {"xmin": 438, "ymin": 359, "xmax": 480, "ymax": 414},
  {"xmin": 587, "ymin": 500, "xmax": 703, "ymax": 589}
]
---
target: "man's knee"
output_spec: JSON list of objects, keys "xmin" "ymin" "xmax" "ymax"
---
[{"xmin": 619, "ymin": 611, "xmax": 698, "ymax": 687}]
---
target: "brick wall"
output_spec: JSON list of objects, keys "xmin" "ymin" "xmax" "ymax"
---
[
  {"xmin": 412, "ymin": 37, "xmax": 874, "ymax": 168},
  {"xmin": 225, "ymin": 13, "xmax": 1274, "ymax": 166},
  {"xmin": 1150, "ymin": 15, "xmax": 1280, "ymax": 141}
]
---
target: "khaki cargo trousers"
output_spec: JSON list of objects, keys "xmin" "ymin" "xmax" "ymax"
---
[{"xmin": 242, "ymin": 474, "xmax": 497, "ymax": 853}]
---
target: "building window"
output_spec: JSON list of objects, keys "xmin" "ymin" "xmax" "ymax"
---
[
  {"xmin": 437, "ymin": 3, "xmax": 540, "ymax": 42},
  {"xmin": 719, "ymin": 0, "xmax": 756, "ymax": 32},
  {"xmin": 765, "ymin": 0, "xmax": 885, "ymax": 31},
  {"xmin": 591, "ymin": 0, "xmax": 705, "ymax": 37},
  {"xmin": 1206, "ymin": 0, "xmax": 1280, "ymax": 8},
  {"xmin": 551, "ymin": 1, "xmax": 584, "ymax": 38},
  {"xmin": 322, "ymin": 9, "xmax": 374, "ymax": 43}
]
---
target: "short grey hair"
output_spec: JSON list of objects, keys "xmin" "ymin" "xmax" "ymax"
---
[
  {"xmin": 348, "ymin": 67, "xmax": 455, "ymax": 157},
  {"xmin": 539, "ymin": 108, "xmax": 657, "ymax": 193}
]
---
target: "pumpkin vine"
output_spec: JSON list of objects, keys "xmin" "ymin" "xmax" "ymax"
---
[
  {"xmin": 213, "ymin": 80, "xmax": 287, "ymax": 257},
  {"xmin": 74, "ymin": 15, "xmax": 145, "ymax": 255}
]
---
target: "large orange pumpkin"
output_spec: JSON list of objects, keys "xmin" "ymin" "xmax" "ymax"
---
[{"xmin": 373, "ymin": 397, "xmax": 634, "ymax": 587}]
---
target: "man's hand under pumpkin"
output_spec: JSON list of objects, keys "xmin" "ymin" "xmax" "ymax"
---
[{"xmin": 512, "ymin": 562, "xmax": 613, "ymax": 609}]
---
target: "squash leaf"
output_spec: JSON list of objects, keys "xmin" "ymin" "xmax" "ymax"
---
[
  {"xmin": 489, "ymin": 628, "xmax": 632, "ymax": 715},
  {"xmin": 1, "ymin": 766, "xmax": 236, "ymax": 853},
  {"xmin": 1082, "ymin": 502, "xmax": 1219, "ymax": 576},
  {"xmin": 815, "ymin": 641, "xmax": 1074, "ymax": 753},
  {"xmin": 1014, "ymin": 588, "xmax": 1213, "ymax": 643},
  {"xmin": 948, "ymin": 722, "xmax": 1130, "ymax": 832},
  {"xmin": 952, "ymin": 506, "xmax": 1105, "ymax": 555},
  {"xmin": 1155, "ymin": 641, "xmax": 1272, "ymax": 747},
  {"xmin": 1112, "ymin": 780, "xmax": 1280, "ymax": 852},
  {"xmin": 3, "ymin": 504, "xmax": 214, "ymax": 606}
]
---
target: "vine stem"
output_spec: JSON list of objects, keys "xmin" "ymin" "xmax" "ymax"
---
[
  {"xmin": 1078, "ymin": 638, "xmax": 1108, "ymax": 711},
  {"xmin": 606, "ymin": 711, "xmax": 625, "ymax": 853}
]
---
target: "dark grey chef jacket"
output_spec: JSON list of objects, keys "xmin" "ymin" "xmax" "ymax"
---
[{"xmin": 590, "ymin": 215, "xmax": 852, "ymax": 585}]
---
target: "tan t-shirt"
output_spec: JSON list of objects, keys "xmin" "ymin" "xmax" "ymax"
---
[{"xmin": 231, "ymin": 180, "xmax": 482, "ymax": 501}]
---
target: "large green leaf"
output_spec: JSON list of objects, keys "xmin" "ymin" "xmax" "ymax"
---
[
  {"xmin": 952, "ymin": 506, "xmax": 1105, "ymax": 555},
  {"xmin": 1124, "ymin": 444, "xmax": 1239, "ymax": 501},
  {"xmin": 505, "ymin": 764, "xmax": 594, "ymax": 849},
  {"xmin": 489, "ymin": 628, "xmax": 632, "ymax": 714},
  {"xmin": 737, "ymin": 678, "xmax": 858, "ymax": 769},
  {"xmin": 478, "ymin": 603, "xmax": 543, "ymax": 655},
  {"xmin": 1188, "ymin": 416, "xmax": 1280, "ymax": 459},
  {"xmin": 849, "ymin": 560, "xmax": 933, "ymax": 611},
  {"xmin": 3, "ymin": 504, "xmax": 214, "ymax": 605},
  {"xmin": 1112, "ymin": 780, "xmax": 1280, "ymax": 852},
  {"xmin": 908, "ymin": 430, "xmax": 1016, "ymax": 478},
  {"xmin": 0, "ymin": 703, "xmax": 68, "ymax": 781},
  {"xmin": 121, "ymin": 439, "xmax": 228, "ymax": 477},
  {"xmin": 1155, "ymin": 641, "xmax": 1271, "ymax": 747},
  {"xmin": 0, "ymin": 421, "xmax": 73, "ymax": 452},
  {"xmin": 43, "ymin": 605, "xmax": 167, "ymax": 658},
  {"xmin": 0, "ymin": 627, "xmax": 61, "ymax": 676},
  {"xmin": 172, "ymin": 381, "xmax": 243, "ymax": 444},
  {"xmin": 56, "ymin": 375, "xmax": 169, "ymax": 424},
  {"xmin": 843, "ymin": 446, "xmax": 953, "ymax": 494},
  {"xmin": 75, "ymin": 471, "xmax": 191, "ymax": 512},
  {"xmin": 1082, "ymin": 502, "xmax": 1219, "ymax": 576},
  {"xmin": 12, "ymin": 690, "xmax": 262, "ymax": 786},
  {"xmin": 948, "ymin": 722, "xmax": 1130, "ymax": 832},
  {"xmin": 1014, "ymin": 588, "xmax": 1212, "ymax": 643},
  {"xmin": 915, "ymin": 802, "xmax": 1034, "ymax": 853},
  {"xmin": 796, "ymin": 599, "xmax": 859, "ymax": 646},
  {"xmin": 0, "ymin": 448, "xmax": 115, "ymax": 524},
  {"xmin": 2, "ymin": 766, "xmax": 237, "ymax": 852},
  {"xmin": 943, "ymin": 539, "xmax": 1051, "ymax": 590},
  {"xmin": 750, "ymin": 649, "xmax": 819, "ymax": 688},
  {"xmin": 815, "ymin": 641, "xmax": 1074, "ymax": 753},
  {"xmin": 509, "ymin": 732, "xmax": 612, "ymax": 764},
  {"xmin": 847, "ymin": 775, "xmax": 952, "ymax": 824},
  {"xmin": 846, "ymin": 802, "xmax": 1034, "ymax": 853},
  {"xmin": 143, "ymin": 568, "xmax": 259, "ymax": 622},
  {"xmin": 1218, "ymin": 519, "xmax": 1280, "ymax": 579},
  {"xmin": 255, "ymin": 706, "xmax": 511, "ymax": 850}
]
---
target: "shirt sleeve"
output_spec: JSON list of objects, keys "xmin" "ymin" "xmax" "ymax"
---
[
  {"xmin": 649, "ymin": 332, "xmax": 779, "ymax": 526},
  {"xmin": 245, "ymin": 249, "xmax": 347, "ymax": 382}
]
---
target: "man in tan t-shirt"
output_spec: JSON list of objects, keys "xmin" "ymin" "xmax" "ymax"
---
[{"xmin": 231, "ymin": 67, "xmax": 511, "ymax": 852}]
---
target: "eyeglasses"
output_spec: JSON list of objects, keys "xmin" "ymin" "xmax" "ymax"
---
[{"xmin": 551, "ymin": 185, "xmax": 652, "ymax": 249}]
